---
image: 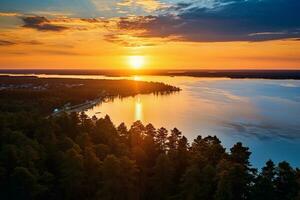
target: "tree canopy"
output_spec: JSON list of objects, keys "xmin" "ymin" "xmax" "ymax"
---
[{"xmin": 0, "ymin": 112, "xmax": 299, "ymax": 200}]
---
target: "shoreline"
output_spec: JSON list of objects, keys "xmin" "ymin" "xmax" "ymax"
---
[
  {"xmin": 1, "ymin": 69, "xmax": 300, "ymax": 80},
  {"xmin": 51, "ymin": 97, "xmax": 104, "ymax": 116}
]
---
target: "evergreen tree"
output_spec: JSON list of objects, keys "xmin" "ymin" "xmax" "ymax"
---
[
  {"xmin": 0, "ymin": 110, "xmax": 299, "ymax": 200},
  {"xmin": 275, "ymin": 161, "xmax": 298, "ymax": 200},
  {"xmin": 152, "ymin": 154, "xmax": 174, "ymax": 200},
  {"xmin": 251, "ymin": 160, "xmax": 276, "ymax": 200}
]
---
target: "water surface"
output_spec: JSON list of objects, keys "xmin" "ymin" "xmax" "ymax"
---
[{"xmin": 86, "ymin": 76, "xmax": 300, "ymax": 168}]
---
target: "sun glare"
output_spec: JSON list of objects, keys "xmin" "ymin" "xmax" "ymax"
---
[
  {"xmin": 129, "ymin": 56, "xmax": 144, "ymax": 69},
  {"xmin": 135, "ymin": 97, "xmax": 143, "ymax": 121}
]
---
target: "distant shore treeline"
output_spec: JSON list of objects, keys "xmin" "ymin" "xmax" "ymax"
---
[
  {"xmin": 0, "ymin": 112, "xmax": 299, "ymax": 200},
  {"xmin": 2, "ymin": 69, "xmax": 300, "ymax": 79},
  {"xmin": 0, "ymin": 76, "xmax": 179, "ymax": 114}
]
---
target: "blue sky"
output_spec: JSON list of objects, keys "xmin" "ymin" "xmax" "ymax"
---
[
  {"xmin": 0, "ymin": 0, "xmax": 174, "ymax": 17},
  {"xmin": 0, "ymin": 0, "xmax": 225, "ymax": 18}
]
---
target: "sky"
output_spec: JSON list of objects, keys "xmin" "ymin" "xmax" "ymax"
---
[{"xmin": 0, "ymin": 0, "xmax": 300, "ymax": 70}]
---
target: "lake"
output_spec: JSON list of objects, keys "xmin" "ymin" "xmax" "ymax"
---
[{"xmin": 3, "ymin": 73, "xmax": 300, "ymax": 167}]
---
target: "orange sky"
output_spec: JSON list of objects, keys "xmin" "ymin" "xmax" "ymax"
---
[
  {"xmin": 1, "ymin": 35, "xmax": 299, "ymax": 70},
  {"xmin": 0, "ymin": 0, "xmax": 300, "ymax": 70}
]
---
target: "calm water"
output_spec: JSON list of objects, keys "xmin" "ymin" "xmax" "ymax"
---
[{"xmin": 3, "ymin": 74, "xmax": 300, "ymax": 167}]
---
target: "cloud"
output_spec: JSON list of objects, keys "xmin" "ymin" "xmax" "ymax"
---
[
  {"xmin": 0, "ymin": 39, "xmax": 15, "ymax": 46},
  {"xmin": 117, "ymin": 15, "xmax": 182, "ymax": 38},
  {"xmin": 90, "ymin": 0, "xmax": 165, "ymax": 15},
  {"xmin": 0, "ymin": 12, "xmax": 21, "ymax": 17},
  {"xmin": 117, "ymin": 0, "xmax": 165, "ymax": 12},
  {"xmin": 36, "ymin": 49, "xmax": 82, "ymax": 56},
  {"xmin": 22, "ymin": 16, "xmax": 69, "ymax": 31},
  {"xmin": 3, "ymin": 0, "xmax": 300, "ymax": 46},
  {"xmin": 80, "ymin": 18, "xmax": 103, "ymax": 23},
  {"xmin": 115, "ymin": 0, "xmax": 300, "ymax": 42},
  {"xmin": 0, "ymin": 38, "xmax": 43, "ymax": 46},
  {"xmin": 103, "ymin": 34, "xmax": 139, "ymax": 47},
  {"xmin": 103, "ymin": 33, "xmax": 156, "ymax": 47}
]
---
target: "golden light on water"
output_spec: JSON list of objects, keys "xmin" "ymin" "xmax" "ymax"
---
[
  {"xmin": 129, "ymin": 56, "xmax": 144, "ymax": 69},
  {"xmin": 134, "ymin": 97, "xmax": 143, "ymax": 121},
  {"xmin": 133, "ymin": 75, "xmax": 142, "ymax": 81}
]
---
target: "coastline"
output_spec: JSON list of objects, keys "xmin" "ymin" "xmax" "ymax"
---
[
  {"xmin": 2, "ymin": 69, "xmax": 300, "ymax": 80},
  {"xmin": 51, "ymin": 97, "xmax": 104, "ymax": 116}
]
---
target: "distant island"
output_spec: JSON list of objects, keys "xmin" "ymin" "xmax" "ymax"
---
[
  {"xmin": 2, "ymin": 69, "xmax": 300, "ymax": 80},
  {"xmin": 0, "ymin": 75, "xmax": 179, "ymax": 114}
]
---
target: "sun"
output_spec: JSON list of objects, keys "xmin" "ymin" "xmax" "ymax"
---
[{"xmin": 128, "ymin": 56, "xmax": 145, "ymax": 69}]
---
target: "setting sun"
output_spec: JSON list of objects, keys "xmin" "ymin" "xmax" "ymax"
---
[{"xmin": 129, "ymin": 56, "xmax": 144, "ymax": 69}]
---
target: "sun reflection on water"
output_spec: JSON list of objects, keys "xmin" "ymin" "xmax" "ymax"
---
[
  {"xmin": 133, "ymin": 75, "xmax": 142, "ymax": 81},
  {"xmin": 134, "ymin": 97, "xmax": 143, "ymax": 121}
]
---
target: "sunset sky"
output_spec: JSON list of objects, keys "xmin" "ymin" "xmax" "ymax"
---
[{"xmin": 0, "ymin": 0, "xmax": 299, "ymax": 70}]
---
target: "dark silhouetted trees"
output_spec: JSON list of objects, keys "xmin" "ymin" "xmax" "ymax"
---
[{"xmin": 0, "ymin": 112, "xmax": 299, "ymax": 200}]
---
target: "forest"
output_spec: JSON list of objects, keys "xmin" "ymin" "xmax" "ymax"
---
[
  {"xmin": 0, "ymin": 76, "xmax": 179, "ymax": 114},
  {"xmin": 0, "ymin": 111, "xmax": 299, "ymax": 200},
  {"xmin": 0, "ymin": 76, "xmax": 299, "ymax": 200}
]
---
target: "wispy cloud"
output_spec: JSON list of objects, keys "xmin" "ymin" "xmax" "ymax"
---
[
  {"xmin": 0, "ymin": 39, "xmax": 15, "ymax": 46},
  {"xmin": 117, "ymin": 0, "xmax": 166, "ymax": 12},
  {"xmin": 0, "ymin": 12, "xmax": 22, "ymax": 17},
  {"xmin": 22, "ymin": 16, "xmax": 69, "ymax": 31}
]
